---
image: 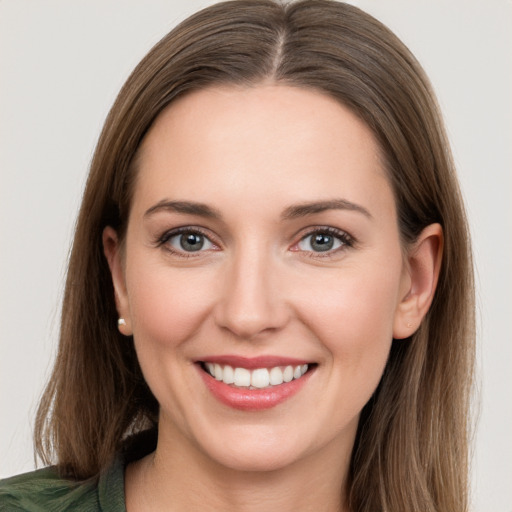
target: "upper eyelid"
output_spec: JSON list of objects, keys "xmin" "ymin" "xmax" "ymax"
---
[
  {"xmin": 155, "ymin": 224, "xmax": 354, "ymax": 249},
  {"xmin": 156, "ymin": 228, "xmax": 220, "ymax": 259},
  {"xmin": 157, "ymin": 226, "xmax": 218, "ymax": 246},
  {"xmin": 294, "ymin": 225, "xmax": 354, "ymax": 242},
  {"xmin": 299, "ymin": 226, "xmax": 348, "ymax": 235},
  {"xmin": 292, "ymin": 226, "xmax": 355, "ymax": 253}
]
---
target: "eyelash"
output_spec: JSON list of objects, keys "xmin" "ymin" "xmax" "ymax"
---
[
  {"xmin": 155, "ymin": 226, "xmax": 355, "ymax": 259},
  {"xmin": 293, "ymin": 226, "xmax": 355, "ymax": 258},
  {"xmin": 155, "ymin": 226, "xmax": 217, "ymax": 258}
]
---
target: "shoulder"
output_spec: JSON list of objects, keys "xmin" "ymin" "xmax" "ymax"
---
[
  {"xmin": 0, "ymin": 466, "xmax": 100, "ymax": 511},
  {"xmin": 0, "ymin": 458, "xmax": 126, "ymax": 512}
]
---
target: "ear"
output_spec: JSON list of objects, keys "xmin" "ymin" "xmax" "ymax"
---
[
  {"xmin": 393, "ymin": 223, "xmax": 443, "ymax": 339},
  {"xmin": 103, "ymin": 226, "xmax": 133, "ymax": 336}
]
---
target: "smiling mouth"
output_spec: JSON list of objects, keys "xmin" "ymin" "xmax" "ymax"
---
[{"xmin": 200, "ymin": 362, "xmax": 312, "ymax": 389}]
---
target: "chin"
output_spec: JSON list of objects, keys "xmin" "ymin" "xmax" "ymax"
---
[
  {"xmin": 195, "ymin": 426, "xmax": 308, "ymax": 473},
  {"xmin": 209, "ymin": 445, "xmax": 302, "ymax": 473}
]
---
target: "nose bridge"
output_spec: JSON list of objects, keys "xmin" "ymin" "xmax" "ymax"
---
[{"xmin": 215, "ymin": 238, "xmax": 286, "ymax": 339}]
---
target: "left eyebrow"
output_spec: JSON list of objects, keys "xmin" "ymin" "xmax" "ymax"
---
[{"xmin": 281, "ymin": 198, "xmax": 373, "ymax": 220}]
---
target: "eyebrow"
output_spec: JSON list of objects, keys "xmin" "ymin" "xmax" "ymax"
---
[
  {"xmin": 281, "ymin": 199, "xmax": 372, "ymax": 220},
  {"xmin": 144, "ymin": 200, "xmax": 222, "ymax": 219},
  {"xmin": 144, "ymin": 198, "xmax": 372, "ymax": 221}
]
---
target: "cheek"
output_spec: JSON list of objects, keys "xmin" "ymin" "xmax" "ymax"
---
[
  {"xmin": 126, "ymin": 261, "xmax": 216, "ymax": 346},
  {"xmin": 298, "ymin": 259, "xmax": 402, "ymax": 368},
  {"xmin": 124, "ymin": 260, "xmax": 219, "ymax": 420}
]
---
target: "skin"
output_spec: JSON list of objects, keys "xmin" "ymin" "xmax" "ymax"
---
[{"xmin": 103, "ymin": 84, "xmax": 442, "ymax": 511}]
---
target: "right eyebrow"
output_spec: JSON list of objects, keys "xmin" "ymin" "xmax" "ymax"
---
[{"xmin": 144, "ymin": 200, "xmax": 222, "ymax": 220}]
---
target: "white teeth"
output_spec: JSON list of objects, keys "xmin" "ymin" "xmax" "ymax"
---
[
  {"xmin": 233, "ymin": 367, "xmax": 251, "ymax": 387},
  {"xmin": 251, "ymin": 368, "xmax": 270, "ymax": 388},
  {"xmin": 204, "ymin": 363, "xmax": 309, "ymax": 389},
  {"xmin": 283, "ymin": 365, "xmax": 293, "ymax": 382},
  {"xmin": 269, "ymin": 366, "xmax": 284, "ymax": 385},
  {"xmin": 223, "ymin": 364, "xmax": 234, "ymax": 384}
]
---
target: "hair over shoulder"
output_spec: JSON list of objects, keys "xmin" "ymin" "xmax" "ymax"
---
[{"xmin": 35, "ymin": 2, "xmax": 475, "ymax": 511}]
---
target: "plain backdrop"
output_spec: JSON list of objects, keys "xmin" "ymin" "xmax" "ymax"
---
[{"xmin": 1, "ymin": 1, "xmax": 511, "ymax": 510}]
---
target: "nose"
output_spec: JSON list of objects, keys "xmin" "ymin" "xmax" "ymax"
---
[{"xmin": 213, "ymin": 246, "xmax": 289, "ymax": 340}]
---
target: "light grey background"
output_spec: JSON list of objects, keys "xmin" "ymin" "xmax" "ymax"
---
[{"xmin": 1, "ymin": 1, "xmax": 511, "ymax": 510}]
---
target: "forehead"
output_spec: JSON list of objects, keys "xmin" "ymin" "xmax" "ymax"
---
[{"xmin": 133, "ymin": 84, "xmax": 394, "ymax": 220}]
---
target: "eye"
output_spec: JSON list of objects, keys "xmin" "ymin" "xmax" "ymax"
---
[
  {"xmin": 295, "ymin": 228, "xmax": 353, "ymax": 254},
  {"xmin": 160, "ymin": 228, "xmax": 216, "ymax": 254}
]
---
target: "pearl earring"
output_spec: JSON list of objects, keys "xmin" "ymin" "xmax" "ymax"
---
[{"xmin": 118, "ymin": 318, "xmax": 126, "ymax": 327}]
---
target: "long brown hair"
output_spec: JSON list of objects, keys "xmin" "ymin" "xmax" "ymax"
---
[{"xmin": 35, "ymin": 1, "xmax": 475, "ymax": 510}]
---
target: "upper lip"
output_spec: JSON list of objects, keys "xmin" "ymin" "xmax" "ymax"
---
[{"xmin": 197, "ymin": 355, "xmax": 312, "ymax": 369}]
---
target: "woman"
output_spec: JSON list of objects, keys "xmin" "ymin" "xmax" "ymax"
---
[{"xmin": 0, "ymin": 1, "xmax": 475, "ymax": 511}]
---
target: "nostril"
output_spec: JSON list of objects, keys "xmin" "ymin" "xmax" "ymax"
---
[
  {"xmin": 214, "ymin": 297, "xmax": 289, "ymax": 341},
  {"xmin": 211, "ymin": 259, "xmax": 291, "ymax": 339}
]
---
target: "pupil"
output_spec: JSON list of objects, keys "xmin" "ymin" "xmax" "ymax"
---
[
  {"xmin": 312, "ymin": 233, "xmax": 333, "ymax": 252},
  {"xmin": 180, "ymin": 233, "xmax": 204, "ymax": 251}
]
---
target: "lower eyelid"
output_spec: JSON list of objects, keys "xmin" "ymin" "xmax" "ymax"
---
[{"xmin": 156, "ymin": 227, "xmax": 353, "ymax": 256}]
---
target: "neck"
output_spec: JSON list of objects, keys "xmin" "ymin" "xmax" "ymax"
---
[{"xmin": 125, "ymin": 424, "xmax": 354, "ymax": 512}]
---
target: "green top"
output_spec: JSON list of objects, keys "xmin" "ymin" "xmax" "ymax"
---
[{"xmin": 0, "ymin": 456, "xmax": 126, "ymax": 512}]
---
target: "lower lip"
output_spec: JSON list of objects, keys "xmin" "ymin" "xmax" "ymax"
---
[{"xmin": 197, "ymin": 365, "xmax": 313, "ymax": 411}]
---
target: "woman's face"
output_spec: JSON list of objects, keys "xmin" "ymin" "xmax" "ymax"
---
[{"xmin": 107, "ymin": 85, "xmax": 412, "ymax": 472}]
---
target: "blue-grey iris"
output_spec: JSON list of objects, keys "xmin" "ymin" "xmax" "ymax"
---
[
  {"xmin": 180, "ymin": 233, "xmax": 204, "ymax": 251},
  {"xmin": 311, "ymin": 233, "xmax": 334, "ymax": 252}
]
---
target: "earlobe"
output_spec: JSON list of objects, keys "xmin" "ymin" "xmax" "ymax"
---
[
  {"xmin": 393, "ymin": 223, "xmax": 443, "ymax": 339},
  {"xmin": 102, "ymin": 226, "xmax": 133, "ymax": 336}
]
